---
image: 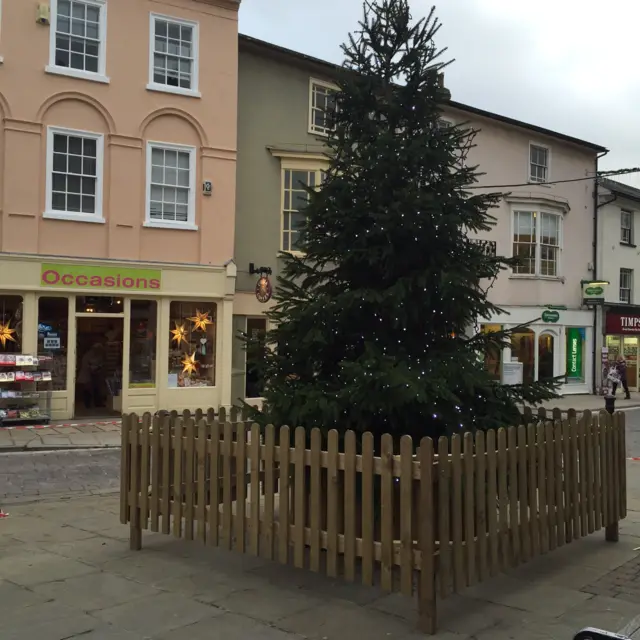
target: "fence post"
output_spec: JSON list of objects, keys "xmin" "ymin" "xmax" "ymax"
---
[{"xmin": 129, "ymin": 413, "xmax": 143, "ymax": 551}]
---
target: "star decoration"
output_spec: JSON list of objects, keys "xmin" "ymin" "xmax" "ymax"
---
[
  {"xmin": 0, "ymin": 322, "xmax": 16, "ymax": 348},
  {"xmin": 181, "ymin": 352, "xmax": 198, "ymax": 376},
  {"xmin": 188, "ymin": 309, "xmax": 213, "ymax": 332},
  {"xmin": 170, "ymin": 322, "xmax": 188, "ymax": 346}
]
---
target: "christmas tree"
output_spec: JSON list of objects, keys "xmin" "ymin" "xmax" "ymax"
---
[{"xmin": 245, "ymin": 0, "xmax": 559, "ymax": 441}]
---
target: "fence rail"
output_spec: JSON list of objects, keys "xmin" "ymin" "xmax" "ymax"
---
[{"xmin": 120, "ymin": 408, "xmax": 626, "ymax": 635}]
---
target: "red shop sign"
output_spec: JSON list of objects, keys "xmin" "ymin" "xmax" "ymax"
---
[{"xmin": 606, "ymin": 312, "xmax": 640, "ymax": 334}]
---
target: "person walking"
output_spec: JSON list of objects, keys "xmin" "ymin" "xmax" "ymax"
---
[{"xmin": 612, "ymin": 355, "xmax": 631, "ymax": 399}]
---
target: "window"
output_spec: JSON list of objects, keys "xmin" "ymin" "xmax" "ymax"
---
[
  {"xmin": 282, "ymin": 169, "xmax": 322, "ymax": 252},
  {"xmin": 168, "ymin": 302, "xmax": 216, "ymax": 388},
  {"xmin": 37, "ymin": 297, "xmax": 68, "ymax": 391},
  {"xmin": 48, "ymin": 0, "xmax": 107, "ymax": 82},
  {"xmin": 148, "ymin": 14, "xmax": 199, "ymax": 97},
  {"xmin": 512, "ymin": 210, "xmax": 561, "ymax": 277},
  {"xmin": 529, "ymin": 144, "xmax": 549, "ymax": 183},
  {"xmin": 309, "ymin": 79, "xmax": 337, "ymax": 135},
  {"xmin": 511, "ymin": 328, "xmax": 535, "ymax": 384},
  {"xmin": 146, "ymin": 142, "xmax": 196, "ymax": 229},
  {"xmin": 620, "ymin": 268, "xmax": 633, "ymax": 304},
  {"xmin": 0, "ymin": 295, "xmax": 23, "ymax": 355},
  {"xmin": 621, "ymin": 209, "xmax": 633, "ymax": 245},
  {"xmin": 129, "ymin": 300, "xmax": 157, "ymax": 388},
  {"xmin": 45, "ymin": 127, "xmax": 104, "ymax": 223}
]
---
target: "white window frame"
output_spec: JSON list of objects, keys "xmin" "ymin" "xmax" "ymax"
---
[
  {"xmin": 308, "ymin": 78, "xmax": 338, "ymax": 136},
  {"xmin": 44, "ymin": 126, "xmax": 105, "ymax": 224},
  {"xmin": 511, "ymin": 209, "xmax": 563, "ymax": 278},
  {"xmin": 147, "ymin": 13, "xmax": 200, "ymax": 98},
  {"xmin": 621, "ymin": 209, "xmax": 634, "ymax": 245},
  {"xmin": 46, "ymin": 0, "xmax": 109, "ymax": 84},
  {"xmin": 528, "ymin": 142, "xmax": 550, "ymax": 184},
  {"xmin": 144, "ymin": 141, "xmax": 198, "ymax": 231},
  {"xmin": 620, "ymin": 268, "xmax": 633, "ymax": 304}
]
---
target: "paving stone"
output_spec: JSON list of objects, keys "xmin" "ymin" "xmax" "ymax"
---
[
  {"xmin": 66, "ymin": 625, "xmax": 146, "ymax": 640},
  {"xmin": 0, "ymin": 579, "xmax": 49, "ymax": 612},
  {"xmin": 558, "ymin": 595, "xmax": 640, "ymax": 634},
  {"xmin": 49, "ymin": 535, "xmax": 133, "ymax": 566},
  {"xmin": 0, "ymin": 549, "xmax": 97, "ymax": 586},
  {"xmin": 279, "ymin": 598, "xmax": 421, "ymax": 640},
  {"xmin": 33, "ymin": 570, "xmax": 160, "ymax": 611},
  {"xmin": 38, "ymin": 435, "xmax": 73, "ymax": 447},
  {"xmin": 215, "ymin": 584, "xmax": 322, "ymax": 623},
  {"xmin": 69, "ymin": 433, "xmax": 102, "ymax": 446},
  {"xmin": 154, "ymin": 612, "xmax": 301, "ymax": 640},
  {"xmin": 93, "ymin": 591, "xmax": 222, "ymax": 636},
  {"xmin": 156, "ymin": 569, "xmax": 265, "ymax": 603},
  {"xmin": 101, "ymin": 551, "xmax": 201, "ymax": 585}
]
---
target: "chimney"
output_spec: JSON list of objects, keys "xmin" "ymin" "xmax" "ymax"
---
[{"xmin": 437, "ymin": 73, "xmax": 451, "ymax": 101}]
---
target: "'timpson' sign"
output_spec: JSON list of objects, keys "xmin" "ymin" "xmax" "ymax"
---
[
  {"xmin": 41, "ymin": 263, "xmax": 161, "ymax": 291},
  {"xmin": 606, "ymin": 312, "xmax": 640, "ymax": 334}
]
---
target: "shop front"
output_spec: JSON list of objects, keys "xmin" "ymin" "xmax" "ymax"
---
[
  {"xmin": 604, "ymin": 309, "xmax": 640, "ymax": 391},
  {"xmin": 0, "ymin": 254, "xmax": 235, "ymax": 420},
  {"xmin": 480, "ymin": 306, "xmax": 593, "ymax": 395}
]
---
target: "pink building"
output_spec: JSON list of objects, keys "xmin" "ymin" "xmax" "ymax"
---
[{"xmin": 0, "ymin": 0, "xmax": 240, "ymax": 421}]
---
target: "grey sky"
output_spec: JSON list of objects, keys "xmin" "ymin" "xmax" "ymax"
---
[{"xmin": 240, "ymin": 0, "xmax": 638, "ymax": 186}]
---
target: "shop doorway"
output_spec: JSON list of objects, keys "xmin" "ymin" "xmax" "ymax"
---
[{"xmin": 74, "ymin": 316, "xmax": 123, "ymax": 418}]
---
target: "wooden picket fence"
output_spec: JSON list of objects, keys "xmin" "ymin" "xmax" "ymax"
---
[{"xmin": 120, "ymin": 408, "xmax": 626, "ymax": 635}]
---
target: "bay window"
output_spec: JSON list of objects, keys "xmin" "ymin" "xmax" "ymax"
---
[{"xmin": 512, "ymin": 210, "xmax": 561, "ymax": 277}]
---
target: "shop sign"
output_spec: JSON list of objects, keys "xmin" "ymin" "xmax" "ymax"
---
[
  {"xmin": 582, "ymin": 281, "xmax": 607, "ymax": 305},
  {"xmin": 566, "ymin": 328, "xmax": 583, "ymax": 378},
  {"xmin": 41, "ymin": 263, "xmax": 161, "ymax": 291},
  {"xmin": 541, "ymin": 310, "xmax": 559, "ymax": 323},
  {"xmin": 606, "ymin": 312, "xmax": 640, "ymax": 334},
  {"xmin": 255, "ymin": 275, "xmax": 272, "ymax": 303}
]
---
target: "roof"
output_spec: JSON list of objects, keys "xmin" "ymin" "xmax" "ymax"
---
[
  {"xmin": 599, "ymin": 178, "xmax": 640, "ymax": 204},
  {"xmin": 238, "ymin": 34, "xmax": 608, "ymax": 154}
]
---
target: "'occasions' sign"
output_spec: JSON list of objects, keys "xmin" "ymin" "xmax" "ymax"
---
[{"xmin": 41, "ymin": 263, "xmax": 161, "ymax": 291}]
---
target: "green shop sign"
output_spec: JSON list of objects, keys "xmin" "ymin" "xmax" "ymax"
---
[
  {"xmin": 41, "ymin": 263, "xmax": 161, "ymax": 291},
  {"xmin": 566, "ymin": 327, "xmax": 583, "ymax": 378},
  {"xmin": 582, "ymin": 280, "xmax": 607, "ymax": 305},
  {"xmin": 585, "ymin": 286, "xmax": 603, "ymax": 296},
  {"xmin": 541, "ymin": 310, "xmax": 560, "ymax": 323}
]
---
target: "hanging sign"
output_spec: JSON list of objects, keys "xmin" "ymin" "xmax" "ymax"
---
[
  {"xmin": 255, "ymin": 275, "xmax": 272, "ymax": 303},
  {"xmin": 582, "ymin": 281, "xmax": 607, "ymax": 305}
]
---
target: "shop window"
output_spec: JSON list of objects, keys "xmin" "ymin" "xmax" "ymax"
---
[
  {"xmin": 0, "ymin": 295, "xmax": 23, "ymax": 354},
  {"xmin": 480, "ymin": 323, "xmax": 502, "ymax": 381},
  {"xmin": 168, "ymin": 301, "xmax": 216, "ymax": 388},
  {"xmin": 511, "ymin": 328, "xmax": 535, "ymax": 384},
  {"xmin": 537, "ymin": 333, "xmax": 555, "ymax": 381},
  {"xmin": 76, "ymin": 296, "xmax": 123, "ymax": 314},
  {"xmin": 565, "ymin": 327, "xmax": 585, "ymax": 383},
  {"xmin": 129, "ymin": 300, "xmax": 157, "ymax": 388},
  {"xmin": 37, "ymin": 297, "xmax": 68, "ymax": 390},
  {"xmin": 245, "ymin": 317, "xmax": 267, "ymax": 398}
]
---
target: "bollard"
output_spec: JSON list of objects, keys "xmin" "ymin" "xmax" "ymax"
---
[{"xmin": 604, "ymin": 394, "xmax": 616, "ymax": 415}]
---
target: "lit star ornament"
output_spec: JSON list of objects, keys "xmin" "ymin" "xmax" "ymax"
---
[
  {"xmin": 188, "ymin": 309, "xmax": 213, "ymax": 332},
  {"xmin": 170, "ymin": 322, "xmax": 188, "ymax": 346},
  {"xmin": 181, "ymin": 352, "xmax": 198, "ymax": 376},
  {"xmin": 0, "ymin": 321, "xmax": 16, "ymax": 348}
]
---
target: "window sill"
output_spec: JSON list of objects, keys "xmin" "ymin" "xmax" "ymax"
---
[
  {"xmin": 43, "ymin": 211, "xmax": 106, "ymax": 224},
  {"xmin": 143, "ymin": 220, "xmax": 199, "ymax": 231},
  {"xmin": 620, "ymin": 242, "xmax": 637, "ymax": 248},
  {"xmin": 280, "ymin": 250, "xmax": 305, "ymax": 257},
  {"xmin": 146, "ymin": 83, "xmax": 201, "ymax": 98},
  {"xmin": 308, "ymin": 127, "xmax": 330, "ymax": 137},
  {"xmin": 45, "ymin": 65, "xmax": 110, "ymax": 84},
  {"xmin": 509, "ymin": 274, "xmax": 562, "ymax": 281},
  {"xmin": 527, "ymin": 180, "xmax": 552, "ymax": 188}
]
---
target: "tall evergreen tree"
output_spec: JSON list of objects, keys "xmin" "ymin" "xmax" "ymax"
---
[{"xmin": 246, "ymin": 0, "xmax": 558, "ymax": 441}]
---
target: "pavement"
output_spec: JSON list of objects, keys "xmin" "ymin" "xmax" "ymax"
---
[
  {"xmin": 529, "ymin": 394, "xmax": 640, "ymax": 413},
  {"xmin": 2, "ymin": 418, "xmax": 640, "ymax": 639}
]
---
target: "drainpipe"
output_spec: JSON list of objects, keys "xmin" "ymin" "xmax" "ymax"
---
[{"xmin": 592, "ymin": 149, "xmax": 610, "ymax": 394}]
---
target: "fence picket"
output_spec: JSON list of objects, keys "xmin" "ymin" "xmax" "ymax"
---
[
  {"xmin": 417, "ymin": 437, "xmax": 436, "ymax": 634},
  {"xmin": 235, "ymin": 422, "xmax": 247, "ymax": 553},
  {"xmin": 327, "ymin": 429, "xmax": 340, "ymax": 578},
  {"xmin": 619, "ymin": 412, "xmax": 627, "ymax": 518},
  {"xmin": 161, "ymin": 414, "xmax": 172, "ymax": 535},
  {"xmin": 184, "ymin": 418, "xmax": 195, "ymax": 541},
  {"xmin": 612, "ymin": 416, "xmax": 620, "ymax": 525},
  {"xmin": 222, "ymin": 421, "xmax": 233, "ymax": 549},
  {"xmin": 554, "ymin": 420, "xmax": 565, "ymax": 547},
  {"xmin": 278, "ymin": 425, "xmax": 291, "ymax": 565},
  {"xmin": 309, "ymin": 428, "xmax": 322, "ymax": 573},
  {"xmin": 119, "ymin": 414, "xmax": 131, "ymax": 525},
  {"xmin": 562, "ymin": 419, "xmax": 572, "ymax": 543},
  {"xmin": 527, "ymin": 424, "xmax": 539, "ymax": 557},
  {"xmin": 570, "ymin": 418, "xmax": 580, "ymax": 541},
  {"xmin": 544, "ymin": 422, "xmax": 556, "ymax": 551},
  {"xmin": 129, "ymin": 414, "xmax": 141, "ymax": 550},
  {"xmin": 451, "ymin": 434, "xmax": 464, "ymax": 591},
  {"xmin": 293, "ymin": 427, "xmax": 306, "ymax": 569},
  {"xmin": 150, "ymin": 414, "xmax": 161, "ymax": 532},
  {"xmin": 263, "ymin": 425, "xmax": 275, "ymax": 560},
  {"xmin": 463, "ymin": 433, "xmax": 476, "ymax": 585},
  {"xmin": 536, "ymin": 423, "xmax": 548, "ymax": 554},
  {"xmin": 579, "ymin": 413, "xmax": 588, "ymax": 538},
  {"xmin": 208, "ymin": 420, "xmax": 220, "ymax": 546},
  {"xmin": 475, "ymin": 431, "xmax": 488, "ymax": 581},
  {"xmin": 249, "ymin": 424, "xmax": 261, "ymax": 556},
  {"xmin": 345, "ymin": 430, "xmax": 358, "ymax": 583},
  {"xmin": 196, "ymin": 419, "xmax": 207, "ymax": 543},
  {"xmin": 172, "ymin": 418, "xmax": 183, "ymax": 539},
  {"xmin": 486, "ymin": 430, "xmax": 499, "ymax": 576},
  {"xmin": 517, "ymin": 425, "xmax": 530, "ymax": 560},
  {"xmin": 599, "ymin": 411, "xmax": 608, "ymax": 528},
  {"xmin": 497, "ymin": 429, "xmax": 509, "ymax": 570},
  {"xmin": 507, "ymin": 427, "xmax": 519, "ymax": 566},
  {"xmin": 381, "ymin": 433, "xmax": 394, "ymax": 592},
  {"xmin": 139, "ymin": 413, "xmax": 151, "ymax": 531},
  {"xmin": 400, "ymin": 434, "xmax": 414, "ymax": 595},
  {"xmin": 361, "ymin": 432, "xmax": 375, "ymax": 586}
]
